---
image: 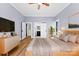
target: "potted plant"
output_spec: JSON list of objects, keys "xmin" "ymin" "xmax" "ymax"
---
[{"xmin": 50, "ymin": 26, "xmax": 55, "ymax": 37}]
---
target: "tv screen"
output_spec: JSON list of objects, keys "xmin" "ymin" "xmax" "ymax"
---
[{"xmin": 0, "ymin": 17, "xmax": 15, "ymax": 32}]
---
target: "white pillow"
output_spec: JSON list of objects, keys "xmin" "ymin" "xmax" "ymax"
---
[
  {"xmin": 63, "ymin": 34, "xmax": 70, "ymax": 42},
  {"xmin": 76, "ymin": 35, "xmax": 79, "ymax": 43},
  {"xmin": 68, "ymin": 35, "xmax": 77, "ymax": 43},
  {"xmin": 59, "ymin": 33, "xmax": 68, "ymax": 41}
]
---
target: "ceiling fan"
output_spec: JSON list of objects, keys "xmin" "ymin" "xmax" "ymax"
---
[{"xmin": 29, "ymin": 3, "xmax": 49, "ymax": 10}]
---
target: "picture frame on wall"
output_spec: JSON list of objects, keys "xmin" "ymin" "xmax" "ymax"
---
[{"xmin": 68, "ymin": 24, "xmax": 79, "ymax": 28}]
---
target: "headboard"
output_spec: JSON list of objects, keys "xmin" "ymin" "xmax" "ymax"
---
[{"xmin": 61, "ymin": 29, "xmax": 79, "ymax": 35}]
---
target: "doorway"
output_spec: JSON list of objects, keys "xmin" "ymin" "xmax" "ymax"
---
[
  {"xmin": 34, "ymin": 22, "xmax": 47, "ymax": 38},
  {"xmin": 22, "ymin": 22, "xmax": 32, "ymax": 40},
  {"xmin": 26, "ymin": 24, "xmax": 27, "ymax": 36}
]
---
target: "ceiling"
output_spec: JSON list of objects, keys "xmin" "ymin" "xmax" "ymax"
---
[{"xmin": 10, "ymin": 3, "xmax": 70, "ymax": 17}]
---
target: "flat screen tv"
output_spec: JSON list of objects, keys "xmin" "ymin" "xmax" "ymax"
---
[{"xmin": 0, "ymin": 17, "xmax": 15, "ymax": 32}]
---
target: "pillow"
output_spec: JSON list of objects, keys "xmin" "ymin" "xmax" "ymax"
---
[
  {"xmin": 68, "ymin": 35, "xmax": 77, "ymax": 43},
  {"xmin": 63, "ymin": 34, "xmax": 70, "ymax": 42},
  {"xmin": 76, "ymin": 35, "xmax": 79, "ymax": 43},
  {"xmin": 59, "ymin": 33, "xmax": 68, "ymax": 40}
]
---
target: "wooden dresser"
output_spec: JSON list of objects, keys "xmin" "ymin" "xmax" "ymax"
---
[
  {"xmin": 8, "ymin": 36, "xmax": 32, "ymax": 56},
  {"xmin": 0, "ymin": 36, "xmax": 20, "ymax": 55}
]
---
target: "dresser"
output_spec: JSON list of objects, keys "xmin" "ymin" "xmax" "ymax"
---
[{"xmin": 0, "ymin": 36, "xmax": 20, "ymax": 55}]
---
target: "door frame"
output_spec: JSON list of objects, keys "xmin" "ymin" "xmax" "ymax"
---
[
  {"xmin": 21, "ymin": 22, "xmax": 32, "ymax": 39},
  {"xmin": 33, "ymin": 22, "xmax": 47, "ymax": 38},
  {"xmin": 21, "ymin": 22, "xmax": 26, "ymax": 40},
  {"xmin": 25, "ymin": 22, "xmax": 32, "ymax": 37}
]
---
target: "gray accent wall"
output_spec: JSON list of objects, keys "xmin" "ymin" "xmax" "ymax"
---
[{"xmin": 0, "ymin": 3, "xmax": 25, "ymax": 39}]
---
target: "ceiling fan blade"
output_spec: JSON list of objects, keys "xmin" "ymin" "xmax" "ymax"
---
[{"xmin": 42, "ymin": 3, "xmax": 49, "ymax": 6}]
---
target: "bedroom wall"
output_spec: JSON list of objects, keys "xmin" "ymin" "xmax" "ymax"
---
[
  {"xmin": 24, "ymin": 17, "xmax": 57, "ymax": 38},
  {"xmin": 56, "ymin": 4, "xmax": 79, "ymax": 18},
  {"xmin": 69, "ymin": 18, "xmax": 79, "ymax": 24},
  {"xmin": 56, "ymin": 3, "xmax": 79, "ymax": 30},
  {"xmin": 57, "ymin": 18, "xmax": 69, "ymax": 31},
  {"xmin": 0, "ymin": 3, "xmax": 25, "ymax": 39}
]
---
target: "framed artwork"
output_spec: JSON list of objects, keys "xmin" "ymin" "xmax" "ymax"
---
[{"xmin": 68, "ymin": 24, "xmax": 79, "ymax": 28}]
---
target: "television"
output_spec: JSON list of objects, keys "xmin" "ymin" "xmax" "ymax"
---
[{"xmin": 0, "ymin": 17, "xmax": 15, "ymax": 32}]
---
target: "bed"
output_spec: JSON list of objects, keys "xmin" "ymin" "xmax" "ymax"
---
[{"xmin": 25, "ymin": 29, "xmax": 79, "ymax": 56}]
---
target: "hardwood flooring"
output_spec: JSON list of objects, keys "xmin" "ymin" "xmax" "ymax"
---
[
  {"xmin": 25, "ymin": 38, "xmax": 79, "ymax": 56},
  {"xmin": 8, "ymin": 36, "xmax": 32, "ymax": 56},
  {"xmin": 1, "ymin": 36, "xmax": 79, "ymax": 56}
]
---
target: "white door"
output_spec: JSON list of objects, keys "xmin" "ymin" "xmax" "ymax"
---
[
  {"xmin": 27, "ymin": 23, "xmax": 32, "ymax": 36},
  {"xmin": 41, "ymin": 23, "xmax": 47, "ymax": 38},
  {"xmin": 22, "ymin": 22, "xmax": 26, "ymax": 40}
]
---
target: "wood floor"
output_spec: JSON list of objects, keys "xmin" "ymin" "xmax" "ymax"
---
[
  {"xmin": 1, "ymin": 36, "xmax": 79, "ymax": 56},
  {"xmin": 8, "ymin": 36, "xmax": 32, "ymax": 56},
  {"xmin": 25, "ymin": 38, "xmax": 79, "ymax": 56}
]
